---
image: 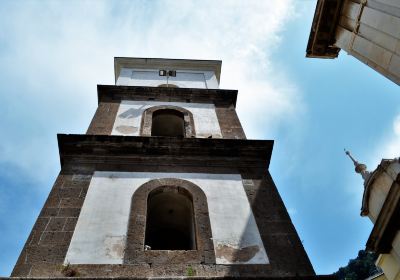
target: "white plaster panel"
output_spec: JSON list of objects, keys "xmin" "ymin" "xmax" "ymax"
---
[
  {"xmin": 116, "ymin": 68, "xmax": 132, "ymax": 85},
  {"xmin": 116, "ymin": 68, "xmax": 219, "ymax": 89},
  {"xmin": 111, "ymin": 100, "xmax": 222, "ymax": 138},
  {"xmin": 168, "ymin": 72, "xmax": 206, "ymax": 88},
  {"xmin": 65, "ymin": 171, "xmax": 269, "ymax": 265},
  {"xmin": 130, "ymin": 70, "xmax": 167, "ymax": 86}
]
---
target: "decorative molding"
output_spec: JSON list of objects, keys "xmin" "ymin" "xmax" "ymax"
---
[
  {"xmin": 57, "ymin": 134, "xmax": 274, "ymax": 170},
  {"xmin": 97, "ymin": 85, "xmax": 238, "ymax": 108}
]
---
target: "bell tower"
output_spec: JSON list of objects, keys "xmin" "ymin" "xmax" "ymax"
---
[{"xmin": 10, "ymin": 57, "xmax": 322, "ymax": 279}]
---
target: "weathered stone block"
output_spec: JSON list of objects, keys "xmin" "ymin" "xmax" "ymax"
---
[
  {"xmin": 63, "ymin": 218, "xmax": 78, "ymax": 231},
  {"xmin": 45, "ymin": 217, "xmax": 66, "ymax": 232}
]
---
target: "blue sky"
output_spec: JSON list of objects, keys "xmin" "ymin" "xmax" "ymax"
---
[{"xmin": 0, "ymin": 0, "xmax": 399, "ymax": 276}]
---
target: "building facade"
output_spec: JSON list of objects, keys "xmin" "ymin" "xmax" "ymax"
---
[
  {"xmin": 9, "ymin": 57, "xmax": 330, "ymax": 279},
  {"xmin": 306, "ymin": 0, "xmax": 400, "ymax": 86}
]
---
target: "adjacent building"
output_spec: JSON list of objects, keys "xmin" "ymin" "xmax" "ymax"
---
[
  {"xmin": 346, "ymin": 151, "xmax": 400, "ymax": 280},
  {"xmin": 306, "ymin": 0, "xmax": 400, "ymax": 85}
]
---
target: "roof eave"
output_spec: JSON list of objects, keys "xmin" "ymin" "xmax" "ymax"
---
[{"xmin": 305, "ymin": 0, "xmax": 344, "ymax": 58}]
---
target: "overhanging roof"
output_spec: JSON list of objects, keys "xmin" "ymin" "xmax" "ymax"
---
[{"xmin": 306, "ymin": 0, "xmax": 344, "ymax": 58}]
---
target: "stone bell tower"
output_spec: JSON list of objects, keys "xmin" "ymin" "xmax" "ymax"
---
[{"xmin": 10, "ymin": 57, "xmax": 327, "ymax": 279}]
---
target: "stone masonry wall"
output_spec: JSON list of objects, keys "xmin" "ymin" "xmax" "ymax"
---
[
  {"xmin": 215, "ymin": 106, "xmax": 246, "ymax": 139},
  {"xmin": 11, "ymin": 172, "xmax": 92, "ymax": 277},
  {"xmin": 86, "ymin": 102, "xmax": 119, "ymax": 135},
  {"xmin": 243, "ymin": 172, "xmax": 315, "ymax": 276}
]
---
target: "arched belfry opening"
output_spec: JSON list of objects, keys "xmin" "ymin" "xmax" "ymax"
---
[
  {"xmin": 124, "ymin": 178, "xmax": 215, "ymax": 264},
  {"xmin": 140, "ymin": 106, "xmax": 195, "ymax": 138},
  {"xmin": 145, "ymin": 187, "xmax": 196, "ymax": 250},
  {"xmin": 151, "ymin": 109, "xmax": 185, "ymax": 137}
]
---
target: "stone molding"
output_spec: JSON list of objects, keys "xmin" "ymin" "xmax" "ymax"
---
[
  {"xmin": 124, "ymin": 178, "xmax": 215, "ymax": 264},
  {"xmin": 97, "ymin": 85, "xmax": 238, "ymax": 108},
  {"xmin": 57, "ymin": 134, "xmax": 274, "ymax": 171}
]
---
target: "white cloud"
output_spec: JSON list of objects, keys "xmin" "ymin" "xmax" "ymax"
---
[
  {"xmin": 371, "ymin": 114, "xmax": 400, "ymax": 165},
  {"xmin": 0, "ymin": 0, "xmax": 300, "ymax": 182}
]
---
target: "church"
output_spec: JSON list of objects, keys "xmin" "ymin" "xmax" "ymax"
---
[
  {"xmin": 346, "ymin": 151, "xmax": 400, "ymax": 280},
  {"xmin": 10, "ymin": 57, "xmax": 332, "ymax": 279}
]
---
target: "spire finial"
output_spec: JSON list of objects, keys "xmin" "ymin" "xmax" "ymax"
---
[{"xmin": 344, "ymin": 149, "xmax": 370, "ymax": 181}]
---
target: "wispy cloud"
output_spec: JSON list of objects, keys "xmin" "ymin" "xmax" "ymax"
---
[
  {"xmin": 381, "ymin": 114, "xmax": 400, "ymax": 158},
  {"xmin": 370, "ymin": 113, "xmax": 400, "ymax": 166},
  {"xmin": 0, "ymin": 0, "xmax": 299, "ymax": 182},
  {"xmin": 0, "ymin": 1, "xmax": 301, "ymax": 275}
]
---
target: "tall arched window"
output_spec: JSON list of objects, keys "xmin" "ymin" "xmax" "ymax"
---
[
  {"xmin": 151, "ymin": 109, "xmax": 185, "ymax": 137},
  {"xmin": 124, "ymin": 178, "xmax": 215, "ymax": 264},
  {"xmin": 145, "ymin": 187, "xmax": 196, "ymax": 250}
]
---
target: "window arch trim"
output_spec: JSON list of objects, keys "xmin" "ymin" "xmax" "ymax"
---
[
  {"xmin": 140, "ymin": 105, "xmax": 196, "ymax": 138},
  {"xmin": 157, "ymin": 83, "xmax": 179, "ymax": 88},
  {"xmin": 124, "ymin": 178, "xmax": 215, "ymax": 264}
]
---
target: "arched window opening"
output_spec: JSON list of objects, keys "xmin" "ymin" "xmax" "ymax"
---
[
  {"xmin": 145, "ymin": 187, "xmax": 196, "ymax": 250},
  {"xmin": 141, "ymin": 106, "xmax": 196, "ymax": 138},
  {"xmin": 124, "ymin": 178, "xmax": 214, "ymax": 264},
  {"xmin": 151, "ymin": 109, "xmax": 184, "ymax": 137}
]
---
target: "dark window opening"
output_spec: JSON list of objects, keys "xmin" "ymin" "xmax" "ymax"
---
[
  {"xmin": 151, "ymin": 109, "xmax": 184, "ymax": 137},
  {"xmin": 145, "ymin": 188, "xmax": 196, "ymax": 250}
]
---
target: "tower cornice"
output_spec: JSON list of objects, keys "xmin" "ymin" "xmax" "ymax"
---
[
  {"xmin": 97, "ymin": 85, "xmax": 238, "ymax": 107},
  {"xmin": 57, "ymin": 134, "xmax": 273, "ymax": 171}
]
